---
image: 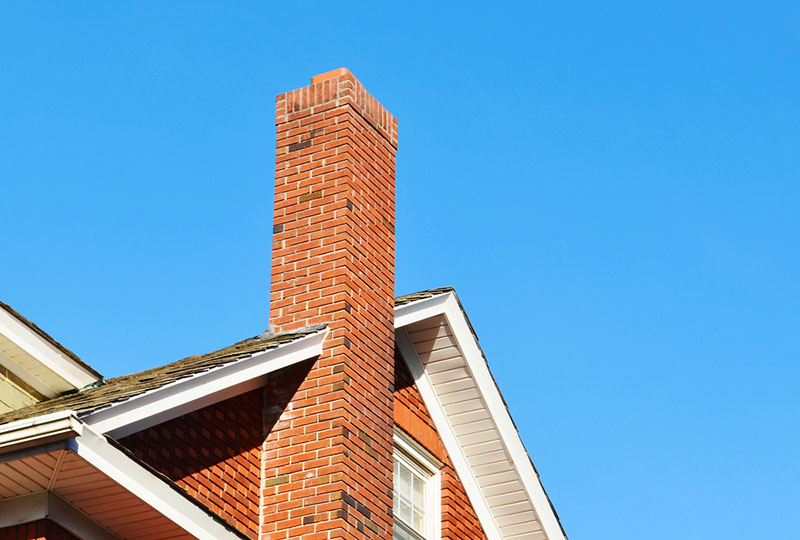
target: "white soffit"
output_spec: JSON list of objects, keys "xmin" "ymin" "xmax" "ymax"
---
[
  {"xmin": 394, "ymin": 292, "xmax": 566, "ymax": 540},
  {"xmin": 0, "ymin": 412, "xmax": 243, "ymax": 540},
  {"xmin": 84, "ymin": 328, "xmax": 327, "ymax": 438},
  {"xmin": 0, "ymin": 306, "xmax": 100, "ymax": 396},
  {"xmin": 68, "ymin": 423, "xmax": 243, "ymax": 540}
]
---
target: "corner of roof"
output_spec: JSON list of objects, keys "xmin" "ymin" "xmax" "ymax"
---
[
  {"xmin": 394, "ymin": 286, "xmax": 456, "ymax": 307},
  {"xmin": 0, "ymin": 324, "xmax": 327, "ymax": 427},
  {"xmin": 0, "ymin": 300, "xmax": 103, "ymax": 380}
]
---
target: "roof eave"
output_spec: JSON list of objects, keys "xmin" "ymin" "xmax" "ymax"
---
[{"xmin": 83, "ymin": 326, "xmax": 327, "ymax": 438}]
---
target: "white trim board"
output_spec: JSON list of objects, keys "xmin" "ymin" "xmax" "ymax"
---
[
  {"xmin": 0, "ymin": 491, "xmax": 122, "ymax": 540},
  {"xmin": 394, "ymin": 291, "xmax": 567, "ymax": 540},
  {"xmin": 0, "ymin": 410, "xmax": 83, "ymax": 454},
  {"xmin": 0, "ymin": 411, "xmax": 244, "ymax": 540},
  {"xmin": 84, "ymin": 328, "xmax": 327, "ymax": 438},
  {"xmin": 68, "ymin": 423, "xmax": 243, "ymax": 540},
  {"xmin": 0, "ymin": 306, "xmax": 100, "ymax": 391}
]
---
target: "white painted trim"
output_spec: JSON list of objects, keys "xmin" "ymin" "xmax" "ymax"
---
[
  {"xmin": 0, "ymin": 490, "xmax": 122, "ymax": 539},
  {"xmin": 394, "ymin": 429, "xmax": 442, "ymax": 540},
  {"xmin": 0, "ymin": 491, "xmax": 47, "ymax": 528},
  {"xmin": 438, "ymin": 294, "xmax": 566, "ymax": 540},
  {"xmin": 0, "ymin": 348, "xmax": 59, "ymax": 399},
  {"xmin": 394, "ymin": 292, "xmax": 567, "ymax": 540},
  {"xmin": 394, "ymin": 427, "xmax": 443, "ymax": 471},
  {"xmin": 396, "ymin": 329, "xmax": 504, "ymax": 540},
  {"xmin": 69, "ymin": 423, "xmax": 243, "ymax": 540},
  {"xmin": 394, "ymin": 293, "xmax": 451, "ymax": 330},
  {"xmin": 84, "ymin": 328, "xmax": 327, "ymax": 438},
  {"xmin": 48, "ymin": 491, "xmax": 123, "ymax": 540},
  {"xmin": 0, "ymin": 307, "xmax": 99, "ymax": 390},
  {"xmin": 0, "ymin": 410, "xmax": 82, "ymax": 454}
]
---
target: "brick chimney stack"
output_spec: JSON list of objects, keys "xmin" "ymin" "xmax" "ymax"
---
[{"xmin": 261, "ymin": 69, "xmax": 397, "ymax": 538}]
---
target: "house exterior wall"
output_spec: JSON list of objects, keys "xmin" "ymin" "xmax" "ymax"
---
[
  {"xmin": 394, "ymin": 352, "xmax": 490, "ymax": 540},
  {"xmin": 120, "ymin": 389, "xmax": 264, "ymax": 539},
  {"xmin": 0, "ymin": 520, "xmax": 80, "ymax": 540}
]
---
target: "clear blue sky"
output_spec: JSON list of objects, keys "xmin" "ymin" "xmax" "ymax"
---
[{"xmin": 2, "ymin": 2, "xmax": 798, "ymax": 538}]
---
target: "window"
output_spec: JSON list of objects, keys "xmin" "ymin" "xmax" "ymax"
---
[{"xmin": 393, "ymin": 430, "xmax": 441, "ymax": 540}]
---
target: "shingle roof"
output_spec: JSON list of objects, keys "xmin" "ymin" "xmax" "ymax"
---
[
  {"xmin": 0, "ymin": 289, "xmax": 455, "ymax": 426},
  {"xmin": 394, "ymin": 287, "xmax": 453, "ymax": 306},
  {"xmin": 0, "ymin": 300, "xmax": 103, "ymax": 380},
  {"xmin": 0, "ymin": 325, "xmax": 325, "ymax": 425}
]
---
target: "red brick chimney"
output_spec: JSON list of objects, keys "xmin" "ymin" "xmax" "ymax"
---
[{"xmin": 261, "ymin": 69, "xmax": 397, "ymax": 538}]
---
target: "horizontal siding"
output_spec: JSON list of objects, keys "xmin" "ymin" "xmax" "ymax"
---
[{"xmin": 407, "ymin": 316, "xmax": 547, "ymax": 540}]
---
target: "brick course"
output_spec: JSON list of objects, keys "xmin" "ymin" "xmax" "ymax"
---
[{"xmin": 120, "ymin": 389, "xmax": 264, "ymax": 539}]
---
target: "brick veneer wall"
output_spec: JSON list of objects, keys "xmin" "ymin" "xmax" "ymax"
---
[
  {"xmin": 120, "ymin": 389, "xmax": 264, "ymax": 539},
  {"xmin": 0, "ymin": 520, "xmax": 80, "ymax": 540},
  {"xmin": 394, "ymin": 353, "xmax": 489, "ymax": 540},
  {"xmin": 262, "ymin": 69, "xmax": 397, "ymax": 539}
]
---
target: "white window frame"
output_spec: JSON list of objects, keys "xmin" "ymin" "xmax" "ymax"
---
[{"xmin": 393, "ymin": 429, "xmax": 442, "ymax": 540}]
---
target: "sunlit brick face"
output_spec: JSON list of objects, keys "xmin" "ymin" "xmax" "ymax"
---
[{"xmin": 262, "ymin": 69, "xmax": 397, "ymax": 539}]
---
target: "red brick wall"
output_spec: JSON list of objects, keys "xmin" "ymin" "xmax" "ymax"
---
[
  {"xmin": 262, "ymin": 69, "xmax": 397, "ymax": 539},
  {"xmin": 120, "ymin": 389, "xmax": 264, "ymax": 539},
  {"xmin": 0, "ymin": 520, "xmax": 80, "ymax": 540},
  {"xmin": 394, "ymin": 353, "xmax": 489, "ymax": 540}
]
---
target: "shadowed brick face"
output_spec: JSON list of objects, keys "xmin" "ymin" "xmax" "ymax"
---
[
  {"xmin": 394, "ymin": 354, "xmax": 489, "ymax": 540},
  {"xmin": 263, "ymin": 69, "xmax": 397, "ymax": 539},
  {"xmin": 121, "ymin": 389, "xmax": 264, "ymax": 539},
  {"xmin": 0, "ymin": 520, "xmax": 79, "ymax": 540}
]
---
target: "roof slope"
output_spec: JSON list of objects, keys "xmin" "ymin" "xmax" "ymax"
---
[
  {"xmin": 0, "ymin": 301, "xmax": 102, "ymax": 380},
  {"xmin": 395, "ymin": 286, "xmax": 454, "ymax": 306},
  {"xmin": 0, "ymin": 292, "xmax": 450, "ymax": 425},
  {"xmin": 0, "ymin": 326, "xmax": 323, "ymax": 424}
]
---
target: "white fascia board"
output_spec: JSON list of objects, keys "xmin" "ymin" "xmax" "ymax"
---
[
  {"xmin": 0, "ymin": 491, "xmax": 48, "ymax": 528},
  {"xmin": 394, "ymin": 292, "xmax": 566, "ymax": 540},
  {"xmin": 396, "ymin": 329, "xmax": 504, "ymax": 540},
  {"xmin": 439, "ymin": 294, "xmax": 567, "ymax": 540},
  {"xmin": 394, "ymin": 292, "xmax": 451, "ymax": 329},
  {"xmin": 0, "ymin": 308, "xmax": 99, "ymax": 390},
  {"xmin": 84, "ymin": 329, "xmax": 327, "ymax": 438},
  {"xmin": 69, "ymin": 424, "xmax": 242, "ymax": 540},
  {"xmin": 0, "ymin": 410, "xmax": 82, "ymax": 454}
]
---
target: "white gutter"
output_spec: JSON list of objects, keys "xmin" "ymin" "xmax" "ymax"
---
[{"xmin": 0, "ymin": 410, "xmax": 82, "ymax": 453}]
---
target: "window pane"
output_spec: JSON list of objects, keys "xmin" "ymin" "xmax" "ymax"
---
[
  {"xmin": 413, "ymin": 474, "xmax": 424, "ymax": 507},
  {"xmin": 398, "ymin": 497, "xmax": 412, "ymax": 523},
  {"xmin": 393, "ymin": 452, "xmax": 434, "ymax": 539},
  {"xmin": 399, "ymin": 463, "xmax": 412, "ymax": 497},
  {"xmin": 413, "ymin": 507, "xmax": 424, "ymax": 531}
]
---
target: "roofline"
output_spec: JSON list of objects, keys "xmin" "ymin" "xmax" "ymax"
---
[
  {"xmin": 0, "ymin": 411, "xmax": 246, "ymax": 540},
  {"xmin": 83, "ymin": 327, "xmax": 328, "ymax": 438},
  {"xmin": 0, "ymin": 302, "xmax": 102, "ymax": 391},
  {"xmin": 394, "ymin": 290, "xmax": 568, "ymax": 540},
  {"xmin": 0, "ymin": 410, "xmax": 83, "ymax": 454}
]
